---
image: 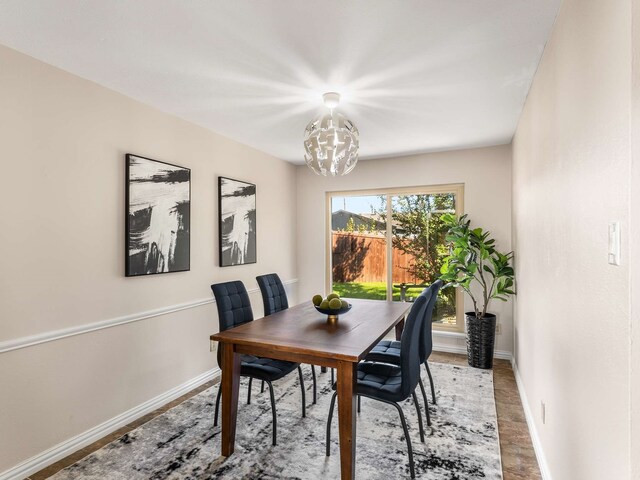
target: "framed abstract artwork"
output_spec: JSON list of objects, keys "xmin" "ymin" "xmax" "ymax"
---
[
  {"xmin": 125, "ymin": 154, "xmax": 191, "ymax": 276},
  {"xmin": 218, "ymin": 176, "xmax": 256, "ymax": 267}
]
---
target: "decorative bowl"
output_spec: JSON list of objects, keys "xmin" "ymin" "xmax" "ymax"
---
[{"xmin": 314, "ymin": 304, "xmax": 352, "ymax": 322}]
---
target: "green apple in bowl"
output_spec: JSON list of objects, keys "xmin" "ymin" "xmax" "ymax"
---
[{"xmin": 328, "ymin": 298, "xmax": 342, "ymax": 309}]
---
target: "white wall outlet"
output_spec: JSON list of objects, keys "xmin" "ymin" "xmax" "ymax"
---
[
  {"xmin": 496, "ymin": 323, "xmax": 502, "ymax": 335},
  {"xmin": 210, "ymin": 340, "xmax": 217, "ymax": 353},
  {"xmin": 608, "ymin": 222, "xmax": 621, "ymax": 265},
  {"xmin": 541, "ymin": 401, "xmax": 546, "ymax": 425}
]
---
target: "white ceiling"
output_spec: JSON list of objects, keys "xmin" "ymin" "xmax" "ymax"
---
[{"xmin": 0, "ymin": 0, "xmax": 559, "ymax": 163}]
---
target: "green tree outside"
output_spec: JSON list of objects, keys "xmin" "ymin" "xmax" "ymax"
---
[
  {"xmin": 376, "ymin": 193, "xmax": 457, "ymax": 318},
  {"xmin": 345, "ymin": 217, "xmax": 355, "ymax": 232}
]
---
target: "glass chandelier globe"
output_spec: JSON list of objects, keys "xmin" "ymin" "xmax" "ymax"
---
[{"xmin": 304, "ymin": 92, "xmax": 359, "ymax": 176}]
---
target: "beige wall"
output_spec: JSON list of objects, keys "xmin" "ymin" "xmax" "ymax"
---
[
  {"xmin": 0, "ymin": 45, "xmax": 298, "ymax": 474},
  {"xmin": 296, "ymin": 145, "xmax": 514, "ymax": 355},
  {"xmin": 631, "ymin": 1, "xmax": 640, "ymax": 478},
  {"xmin": 512, "ymin": 0, "xmax": 632, "ymax": 478}
]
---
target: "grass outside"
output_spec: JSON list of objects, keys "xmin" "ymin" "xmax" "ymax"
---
[
  {"xmin": 332, "ymin": 281, "xmax": 387, "ymax": 300},
  {"xmin": 332, "ymin": 282, "xmax": 457, "ymax": 324},
  {"xmin": 332, "ymin": 282, "xmax": 435, "ymax": 302}
]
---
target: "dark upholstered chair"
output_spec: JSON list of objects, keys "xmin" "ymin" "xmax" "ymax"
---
[
  {"xmin": 256, "ymin": 273, "xmax": 318, "ymax": 404},
  {"xmin": 325, "ymin": 294, "xmax": 429, "ymax": 479},
  {"xmin": 256, "ymin": 273, "xmax": 289, "ymax": 314},
  {"xmin": 365, "ymin": 280, "xmax": 443, "ymax": 425},
  {"xmin": 211, "ymin": 280, "xmax": 306, "ymax": 446}
]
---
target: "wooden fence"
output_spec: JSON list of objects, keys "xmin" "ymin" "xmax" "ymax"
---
[{"xmin": 332, "ymin": 232, "xmax": 418, "ymax": 283}]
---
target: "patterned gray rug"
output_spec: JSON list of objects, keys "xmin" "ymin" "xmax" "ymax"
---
[{"xmin": 51, "ymin": 363, "xmax": 502, "ymax": 479}]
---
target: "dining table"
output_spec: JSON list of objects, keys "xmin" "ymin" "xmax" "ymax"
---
[{"xmin": 209, "ymin": 298, "xmax": 411, "ymax": 480}]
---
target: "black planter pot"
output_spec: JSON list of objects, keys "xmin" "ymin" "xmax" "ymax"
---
[{"xmin": 465, "ymin": 312, "xmax": 497, "ymax": 369}]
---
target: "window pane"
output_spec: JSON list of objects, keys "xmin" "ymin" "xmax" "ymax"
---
[
  {"xmin": 331, "ymin": 195, "xmax": 387, "ymax": 300},
  {"xmin": 328, "ymin": 187, "xmax": 462, "ymax": 332},
  {"xmin": 389, "ymin": 193, "xmax": 458, "ymax": 326}
]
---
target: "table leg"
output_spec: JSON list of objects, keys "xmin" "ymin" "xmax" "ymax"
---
[
  {"xmin": 395, "ymin": 317, "xmax": 405, "ymax": 340},
  {"xmin": 336, "ymin": 360, "xmax": 357, "ymax": 480},
  {"xmin": 220, "ymin": 342, "xmax": 241, "ymax": 457}
]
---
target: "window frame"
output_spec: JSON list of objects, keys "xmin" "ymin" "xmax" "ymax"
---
[{"xmin": 325, "ymin": 183, "xmax": 465, "ymax": 333}]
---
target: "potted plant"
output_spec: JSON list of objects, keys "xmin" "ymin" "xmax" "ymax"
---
[{"xmin": 439, "ymin": 214, "xmax": 515, "ymax": 369}]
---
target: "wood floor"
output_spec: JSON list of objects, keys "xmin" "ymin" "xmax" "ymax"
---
[
  {"xmin": 430, "ymin": 352, "xmax": 542, "ymax": 480},
  {"xmin": 30, "ymin": 352, "xmax": 540, "ymax": 479}
]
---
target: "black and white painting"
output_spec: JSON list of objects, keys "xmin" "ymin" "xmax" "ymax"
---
[
  {"xmin": 126, "ymin": 154, "xmax": 190, "ymax": 276},
  {"xmin": 218, "ymin": 177, "xmax": 256, "ymax": 267}
]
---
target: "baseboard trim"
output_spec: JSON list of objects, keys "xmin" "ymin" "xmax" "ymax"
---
[
  {"xmin": 0, "ymin": 367, "xmax": 220, "ymax": 480},
  {"xmin": 432, "ymin": 330, "xmax": 466, "ymax": 338},
  {"xmin": 511, "ymin": 359, "xmax": 553, "ymax": 480},
  {"xmin": 433, "ymin": 344, "xmax": 513, "ymax": 361},
  {"xmin": 0, "ymin": 279, "xmax": 299, "ymax": 354}
]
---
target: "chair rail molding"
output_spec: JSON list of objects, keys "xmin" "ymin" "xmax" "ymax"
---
[
  {"xmin": 0, "ymin": 367, "xmax": 220, "ymax": 480},
  {"xmin": 0, "ymin": 278, "xmax": 299, "ymax": 355}
]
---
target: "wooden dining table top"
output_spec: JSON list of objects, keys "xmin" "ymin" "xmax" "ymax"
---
[{"xmin": 210, "ymin": 299, "xmax": 411, "ymax": 363}]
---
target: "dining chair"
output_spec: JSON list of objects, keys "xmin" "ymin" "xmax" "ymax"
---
[
  {"xmin": 365, "ymin": 280, "xmax": 443, "ymax": 425},
  {"xmin": 325, "ymin": 294, "xmax": 429, "ymax": 479},
  {"xmin": 211, "ymin": 280, "xmax": 307, "ymax": 446},
  {"xmin": 256, "ymin": 273, "xmax": 317, "ymax": 405}
]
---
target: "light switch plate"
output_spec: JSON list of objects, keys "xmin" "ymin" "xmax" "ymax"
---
[{"xmin": 608, "ymin": 222, "xmax": 621, "ymax": 265}]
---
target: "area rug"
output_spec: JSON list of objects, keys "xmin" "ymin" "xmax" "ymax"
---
[{"xmin": 51, "ymin": 363, "xmax": 502, "ymax": 479}]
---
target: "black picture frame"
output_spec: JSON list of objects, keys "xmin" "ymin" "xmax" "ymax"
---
[
  {"xmin": 125, "ymin": 153, "xmax": 191, "ymax": 277},
  {"xmin": 218, "ymin": 176, "xmax": 257, "ymax": 267}
]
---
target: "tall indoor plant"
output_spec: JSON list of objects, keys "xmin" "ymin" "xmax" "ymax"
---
[{"xmin": 439, "ymin": 214, "xmax": 515, "ymax": 369}]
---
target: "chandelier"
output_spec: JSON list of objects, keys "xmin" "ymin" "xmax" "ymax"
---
[{"xmin": 303, "ymin": 92, "xmax": 359, "ymax": 176}]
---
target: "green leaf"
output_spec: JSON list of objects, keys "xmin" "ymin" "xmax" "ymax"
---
[
  {"xmin": 483, "ymin": 265, "xmax": 495, "ymax": 276},
  {"xmin": 439, "ymin": 212, "xmax": 515, "ymax": 311}
]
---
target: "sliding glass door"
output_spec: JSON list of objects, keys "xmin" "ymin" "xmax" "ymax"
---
[
  {"xmin": 328, "ymin": 185, "xmax": 464, "ymax": 332},
  {"xmin": 330, "ymin": 194, "xmax": 387, "ymax": 300}
]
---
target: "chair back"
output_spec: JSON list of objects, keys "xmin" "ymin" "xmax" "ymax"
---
[
  {"xmin": 399, "ymin": 295, "xmax": 429, "ymax": 399},
  {"xmin": 211, "ymin": 281, "xmax": 254, "ymax": 331},
  {"xmin": 256, "ymin": 273, "xmax": 289, "ymax": 316},
  {"xmin": 418, "ymin": 280, "xmax": 444, "ymax": 363}
]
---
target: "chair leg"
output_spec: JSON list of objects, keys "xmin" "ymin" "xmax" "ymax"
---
[
  {"xmin": 261, "ymin": 380, "xmax": 265, "ymax": 393},
  {"xmin": 425, "ymin": 361, "xmax": 437, "ymax": 405},
  {"xmin": 418, "ymin": 377, "xmax": 432, "ymax": 427},
  {"xmin": 326, "ymin": 391, "xmax": 338, "ymax": 457},
  {"xmin": 331, "ymin": 368, "xmax": 334, "ymax": 384},
  {"xmin": 391, "ymin": 402, "xmax": 416, "ymax": 479},
  {"xmin": 297, "ymin": 366, "xmax": 306, "ymax": 418},
  {"xmin": 357, "ymin": 395, "xmax": 361, "ymax": 413},
  {"xmin": 266, "ymin": 380, "xmax": 277, "ymax": 446},
  {"xmin": 247, "ymin": 377, "xmax": 253, "ymax": 405},
  {"xmin": 411, "ymin": 391, "xmax": 425, "ymax": 443},
  {"xmin": 311, "ymin": 365, "xmax": 317, "ymax": 404},
  {"xmin": 214, "ymin": 386, "xmax": 222, "ymax": 427}
]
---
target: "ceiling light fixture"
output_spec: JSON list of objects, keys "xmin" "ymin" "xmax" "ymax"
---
[{"xmin": 303, "ymin": 92, "xmax": 359, "ymax": 176}]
